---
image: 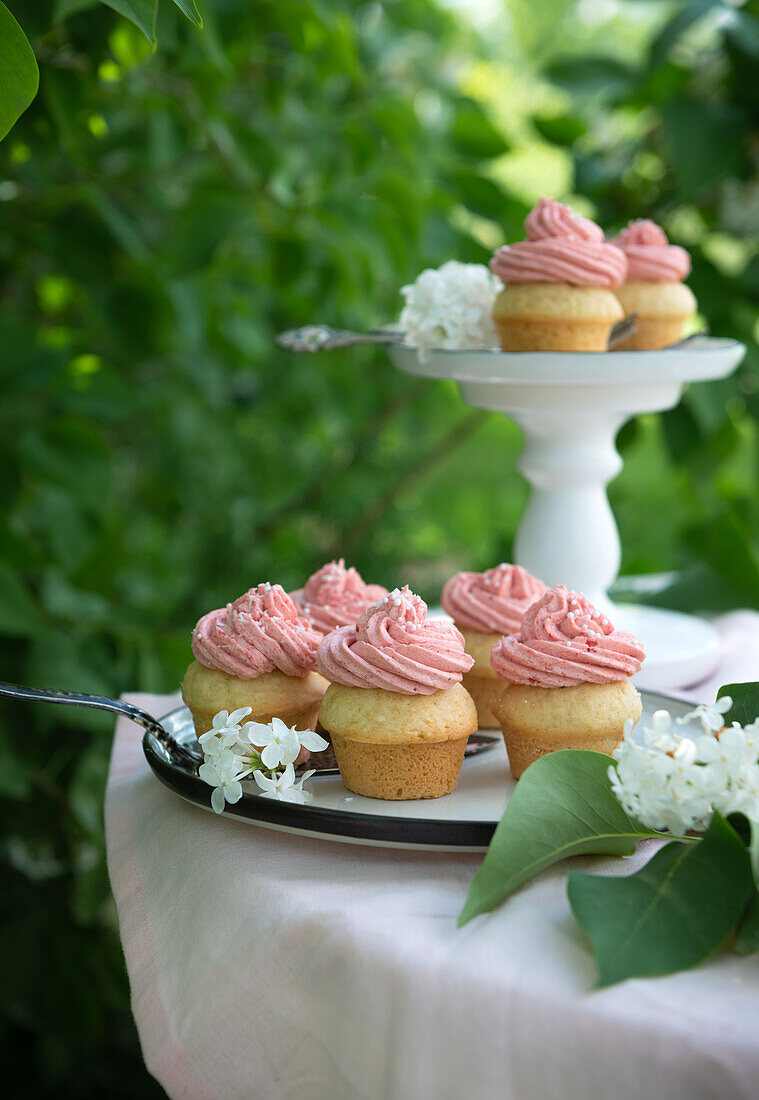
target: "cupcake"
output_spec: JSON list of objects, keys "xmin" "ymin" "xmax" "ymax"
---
[
  {"xmin": 441, "ymin": 563, "xmax": 546, "ymax": 729},
  {"xmin": 489, "ymin": 197, "xmax": 627, "ymax": 351},
  {"xmin": 291, "ymin": 559, "xmax": 387, "ymax": 637},
  {"xmin": 489, "ymin": 585, "xmax": 645, "ymax": 779},
  {"xmin": 610, "ymin": 219, "xmax": 696, "ymax": 350},
  {"xmin": 182, "ymin": 583, "xmax": 328, "ymax": 742},
  {"xmin": 316, "ymin": 586, "xmax": 477, "ymax": 800}
]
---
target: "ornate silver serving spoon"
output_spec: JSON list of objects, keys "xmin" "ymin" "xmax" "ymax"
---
[
  {"xmin": 0, "ymin": 681, "xmax": 200, "ymax": 771},
  {"xmin": 276, "ymin": 317, "xmax": 640, "ymax": 352},
  {"xmin": 275, "ymin": 325, "xmax": 403, "ymax": 351},
  {"xmin": 0, "ymin": 681, "xmax": 498, "ymax": 776}
]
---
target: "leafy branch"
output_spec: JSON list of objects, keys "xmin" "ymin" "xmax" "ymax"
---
[{"xmin": 0, "ymin": 0, "xmax": 203, "ymax": 144}]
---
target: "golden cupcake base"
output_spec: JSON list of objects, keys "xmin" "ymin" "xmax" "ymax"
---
[
  {"xmin": 319, "ymin": 681, "xmax": 477, "ymax": 800},
  {"xmin": 492, "ymin": 679, "xmax": 642, "ymax": 779},
  {"xmin": 493, "ymin": 283, "xmax": 623, "ymax": 352},
  {"xmin": 613, "ymin": 280, "xmax": 696, "ymax": 350},
  {"xmin": 181, "ymin": 661, "xmax": 328, "ymax": 742},
  {"xmin": 330, "ymin": 732, "xmax": 470, "ymax": 800},
  {"xmin": 461, "ymin": 672, "xmax": 504, "ymax": 730}
]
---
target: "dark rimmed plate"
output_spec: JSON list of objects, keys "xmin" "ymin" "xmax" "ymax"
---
[{"xmin": 142, "ymin": 691, "xmax": 692, "ymax": 851}]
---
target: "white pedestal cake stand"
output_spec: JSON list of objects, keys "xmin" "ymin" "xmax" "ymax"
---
[{"xmin": 390, "ymin": 337, "xmax": 745, "ymax": 692}]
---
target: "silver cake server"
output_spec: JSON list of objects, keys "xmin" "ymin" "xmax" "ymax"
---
[
  {"xmin": 0, "ymin": 682, "xmax": 501, "ymax": 778},
  {"xmin": 276, "ymin": 318, "xmax": 639, "ymax": 353},
  {"xmin": 276, "ymin": 325, "xmax": 403, "ymax": 352},
  {"xmin": 0, "ymin": 681, "xmax": 200, "ymax": 772}
]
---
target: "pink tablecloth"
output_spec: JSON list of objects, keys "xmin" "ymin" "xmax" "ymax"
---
[{"xmin": 106, "ymin": 612, "xmax": 759, "ymax": 1100}]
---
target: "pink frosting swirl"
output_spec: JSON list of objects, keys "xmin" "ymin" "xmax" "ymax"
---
[
  {"xmin": 490, "ymin": 197, "xmax": 627, "ymax": 289},
  {"xmin": 611, "ymin": 219, "xmax": 691, "ymax": 282},
  {"xmin": 291, "ymin": 559, "xmax": 387, "ymax": 636},
  {"xmin": 526, "ymin": 200, "xmax": 604, "ymax": 243},
  {"xmin": 316, "ymin": 585, "xmax": 474, "ymax": 696},
  {"xmin": 441, "ymin": 563, "xmax": 547, "ymax": 634},
  {"xmin": 191, "ymin": 583, "xmax": 321, "ymax": 679},
  {"xmin": 490, "ymin": 585, "xmax": 645, "ymax": 688}
]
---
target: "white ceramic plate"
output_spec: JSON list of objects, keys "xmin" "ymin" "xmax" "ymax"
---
[{"xmin": 143, "ymin": 690, "xmax": 691, "ymax": 851}]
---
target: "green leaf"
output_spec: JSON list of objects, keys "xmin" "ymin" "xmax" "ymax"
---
[
  {"xmin": 687, "ymin": 510, "xmax": 759, "ymax": 608},
  {"xmin": 99, "ymin": 0, "xmax": 158, "ymax": 44},
  {"xmin": 69, "ymin": 746, "xmax": 108, "ymax": 836},
  {"xmin": 54, "ymin": 0, "xmax": 97, "ymax": 19},
  {"xmin": 450, "ymin": 102, "xmax": 509, "ymax": 160},
  {"xmin": 34, "ymin": 489, "xmax": 97, "ymax": 571},
  {"xmin": 0, "ymin": 724, "xmax": 32, "ymax": 799},
  {"xmin": 458, "ymin": 750, "xmax": 659, "ymax": 926},
  {"xmin": 86, "ymin": 186, "xmax": 154, "ymax": 265},
  {"xmin": 724, "ymin": 11, "xmax": 759, "ymax": 110},
  {"xmin": 718, "ymin": 682, "xmax": 759, "ymax": 728},
  {"xmin": 735, "ymin": 817, "xmax": 759, "ymax": 956},
  {"xmin": 446, "ymin": 170, "xmax": 508, "ymax": 221},
  {"xmin": 172, "ymin": 0, "xmax": 203, "ymax": 28},
  {"xmin": 0, "ymin": 560, "xmax": 43, "ymax": 637},
  {"xmin": 649, "ymin": 0, "xmax": 721, "ymax": 69},
  {"xmin": 26, "ymin": 636, "xmax": 113, "ymax": 731},
  {"xmin": 568, "ymin": 813, "xmax": 754, "ymax": 986},
  {"xmin": 0, "ymin": 1, "xmax": 39, "ymax": 142},
  {"xmin": 546, "ymin": 56, "xmax": 637, "ymax": 101},
  {"xmin": 661, "ymin": 96, "xmax": 748, "ymax": 198},
  {"xmin": 19, "ymin": 418, "xmax": 111, "ymax": 511},
  {"xmin": 532, "ymin": 114, "xmax": 587, "ymax": 147},
  {"xmin": 735, "ymin": 892, "xmax": 759, "ymax": 955}
]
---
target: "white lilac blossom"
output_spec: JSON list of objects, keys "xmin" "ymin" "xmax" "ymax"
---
[
  {"xmin": 240, "ymin": 716, "xmax": 328, "ymax": 769},
  {"xmin": 198, "ymin": 712, "xmax": 327, "ymax": 813},
  {"xmin": 676, "ymin": 695, "xmax": 733, "ymax": 733},
  {"xmin": 609, "ymin": 698, "xmax": 759, "ymax": 835},
  {"xmin": 400, "ymin": 261, "xmax": 500, "ymax": 357},
  {"xmin": 253, "ymin": 763, "xmax": 317, "ymax": 805},
  {"xmin": 198, "ymin": 707, "xmax": 253, "ymax": 757},
  {"xmin": 242, "ymin": 717, "xmax": 302, "ymax": 769},
  {"xmin": 198, "ymin": 749, "xmax": 251, "ymax": 815}
]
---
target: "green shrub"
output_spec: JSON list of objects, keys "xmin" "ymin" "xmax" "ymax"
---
[{"xmin": 0, "ymin": 0, "xmax": 757, "ymax": 1092}]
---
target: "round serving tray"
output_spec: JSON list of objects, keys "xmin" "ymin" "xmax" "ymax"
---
[{"xmin": 143, "ymin": 689, "xmax": 692, "ymax": 851}]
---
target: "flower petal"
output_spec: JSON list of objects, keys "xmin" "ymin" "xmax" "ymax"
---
[
  {"xmin": 281, "ymin": 788, "xmax": 304, "ymax": 803},
  {"xmin": 245, "ymin": 721, "xmax": 274, "ymax": 746},
  {"xmin": 278, "ymin": 732, "xmax": 301, "ymax": 766},
  {"xmin": 299, "ymin": 730, "xmax": 329, "ymax": 752},
  {"xmin": 271, "ymin": 716, "xmax": 290, "ymax": 739},
  {"xmin": 199, "ymin": 763, "xmax": 221, "ymax": 787},
  {"xmin": 225, "ymin": 780, "xmax": 243, "ymax": 804},
  {"xmin": 228, "ymin": 706, "xmax": 253, "ymax": 725},
  {"xmin": 261, "ymin": 743, "xmax": 281, "ymax": 770}
]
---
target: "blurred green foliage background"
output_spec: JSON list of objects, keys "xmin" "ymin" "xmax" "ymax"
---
[{"xmin": 1, "ymin": 0, "xmax": 758, "ymax": 1092}]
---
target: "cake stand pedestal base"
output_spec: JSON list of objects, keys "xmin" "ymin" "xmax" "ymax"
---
[{"xmin": 391, "ymin": 338, "xmax": 744, "ymax": 692}]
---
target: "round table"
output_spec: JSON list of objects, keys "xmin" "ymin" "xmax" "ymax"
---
[{"xmin": 106, "ymin": 611, "xmax": 759, "ymax": 1100}]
